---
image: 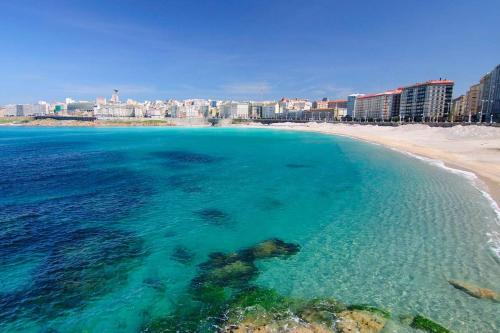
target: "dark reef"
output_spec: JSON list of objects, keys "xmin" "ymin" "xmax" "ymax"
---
[{"xmin": 195, "ymin": 208, "xmax": 232, "ymax": 226}]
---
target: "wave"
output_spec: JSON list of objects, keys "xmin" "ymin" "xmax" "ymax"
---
[{"xmin": 390, "ymin": 148, "xmax": 500, "ymax": 259}]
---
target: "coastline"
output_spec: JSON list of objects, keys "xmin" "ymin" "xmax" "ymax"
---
[{"xmin": 230, "ymin": 122, "xmax": 500, "ymax": 212}]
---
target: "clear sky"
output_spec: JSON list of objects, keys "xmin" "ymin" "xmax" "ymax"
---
[{"xmin": 1, "ymin": 0, "xmax": 499, "ymax": 104}]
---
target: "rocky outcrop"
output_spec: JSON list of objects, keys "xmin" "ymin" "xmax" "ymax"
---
[
  {"xmin": 222, "ymin": 320, "xmax": 333, "ymax": 333},
  {"xmin": 448, "ymin": 279, "xmax": 499, "ymax": 302},
  {"xmin": 336, "ymin": 310, "xmax": 387, "ymax": 333}
]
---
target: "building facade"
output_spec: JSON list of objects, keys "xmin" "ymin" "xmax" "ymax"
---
[
  {"xmin": 450, "ymin": 95, "xmax": 466, "ymax": 122},
  {"xmin": 479, "ymin": 64, "xmax": 500, "ymax": 122},
  {"xmin": 347, "ymin": 94, "xmax": 364, "ymax": 118},
  {"xmin": 399, "ymin": 80, "xmax": 453, "ymax": 121},
  {"xmin": 67, "ymin": 102, "xmax": 95, "ymax": 115},
  {"xmin": 465, "ymin": 83, "xmax": 481, "ymax": 121},
  {"xmin": 354, "ymin": 89, "xmax": 401, "ymax": 121}
]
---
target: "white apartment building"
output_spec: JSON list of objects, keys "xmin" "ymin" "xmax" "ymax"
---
[
  {"xmin": 399, "ymin": 80, "xmax": 454, "ymax": 121},
  {"xmin": 261, "ymin": 102, "xmax": 280, "ymax": 118},
  {"xmin": 220, "ymin": 102, "xmax": 250, "ymax": 119},
  {"xmin": 354, "ymin": 89, "xmax": 402, "ymax": 120}
]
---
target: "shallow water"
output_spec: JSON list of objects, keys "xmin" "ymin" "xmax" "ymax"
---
[{"xmin": 0, "ymin": 127, "xmax": 498, "ymax": 332}]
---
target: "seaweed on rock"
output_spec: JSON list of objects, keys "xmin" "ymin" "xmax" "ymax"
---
[
  {"xmin": 347, "ymin": 304, "xmax": 391, "ymax": 319},
  {"xmin": 191, "ymin": 238, "xmax": 300, "ymax": 295},
  {"xmin": 410, "ymin": 315, "xmax": 452, "ymax": 333}
]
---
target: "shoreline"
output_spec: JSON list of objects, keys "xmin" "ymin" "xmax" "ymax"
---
[{"xmin": 230, "ymin": 122, "xmax": 500, "ymax": 212}]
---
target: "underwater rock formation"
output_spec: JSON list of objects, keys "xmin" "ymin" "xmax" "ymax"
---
[
  {"xmin": 195, "ymin": 208, "xmax": 232, "ymax": 226},
  {"xmin": 448, "ymin": 279, "xmax": 499, "ymax": 302},
  {"xmin": 141, "ymin": 239, "xmax": 453, "ymax": 333},
  {"xmin": 171, "ymin": 245, "xmax": 195, "ymax": 264},
  {"xmin": 191, "ymin": 238, "xmax": 300, "ymax": 295},
  {"xmin": 249, "ymin": 238, "xmax": 301, "ymax": 260}
]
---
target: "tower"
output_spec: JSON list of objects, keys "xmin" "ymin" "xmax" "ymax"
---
[{"xmin": 111, "ymin": 89, "xmax": 119, "ymax": 103}]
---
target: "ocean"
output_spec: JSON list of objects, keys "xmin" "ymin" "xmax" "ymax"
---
[{"xmin": 0, "ymin": 127, "xmax": 498, "ymax": 332}]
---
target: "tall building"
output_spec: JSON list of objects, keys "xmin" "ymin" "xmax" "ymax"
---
[
  {"xmin": 465, "ymin": 83, "xmax": 481, "ymax": 121},
  {"xmin": 451, "ymin": 95, "xmax": 466, "ymax": 122},
  {"xmin": 354, "ymin": 89, "xmax": 401, "ymax": 121},
  {"xmin": 399, "ymin": 80, "xmax": 453, "ymax": 121},
  {"xmin": 347, "ymin": 94, "xmax": 364, "ymax": 118},
  {"xmin": 110, "ymin": 89, "xmax": 120, "ymax": 103},
  {"xmin": 479, "ymin": 64, "xmax": 500, "ymax": 122}
]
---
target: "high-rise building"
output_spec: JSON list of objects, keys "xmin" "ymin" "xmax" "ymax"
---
[
  {"xmin": 110, "ymin": 89, "xmax": 120, "ymax": 103},
  {"xmin": 347, "ymin": 94, "xmax": 364, "ymax": 118},
  {"xmin": 479, "ymin": 64, "xmax": 500, "ymax": 123},
  {"xmin": 354, "ymin": 89, "xmax": 401, "ymax": 121},
  {"xmin": 450, "ymin": 95, "xmax": 466, "ymax": 122},
  {"xmin": 465, "ymin": 83, "xmax": 481, "ymax": 121},
  {"xmin": 399, "ymin": 80, "xmax": 453, "ymax": 121}
]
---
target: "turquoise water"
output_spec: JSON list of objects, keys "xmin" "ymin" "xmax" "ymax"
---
[{"xmin": 0, "ymin": 127, "xmax": 498, "ymax": 332}]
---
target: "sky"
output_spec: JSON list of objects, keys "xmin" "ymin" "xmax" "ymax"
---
[{"xmin": 1, "ymin": 0, "xmax": 499, "ymax": 104}]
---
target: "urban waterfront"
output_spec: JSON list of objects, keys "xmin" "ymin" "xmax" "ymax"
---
[{"xmin": 1, "ymin": 127, "xmax": 499, "ymax": 332}]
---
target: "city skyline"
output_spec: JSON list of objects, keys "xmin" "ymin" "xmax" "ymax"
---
[{"xmin": 1, "ymin": 0, "xmax": 500, "ymax": 104}]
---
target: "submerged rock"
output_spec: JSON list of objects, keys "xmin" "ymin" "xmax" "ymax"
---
[
  {"xmin": 448, "ymin": 279, "xmax": 499, "ymax": 302},
  {"xmin": 208, "ymin": 260, "xmax": 257, "ymax": 285},
  {"xmin": 286, "ymin": 163, "xmax": 311, "ymax": 168},
  {"xmin": 410, "ymin": 315, "xmax": 452, "ymax": 333},
  {"xmin": 195, "ymin": 208, "xmax": 232, "ymax": 226},
  {"xmin": 250, "ymin": 238, "xmax": 301, "ymax": 260},
  {"xmin": 171, "ymin": 245, "xmax": 195, "ymax": 264},
  {"xmin": 346, "ymin": 304, "xmax": 390, "ymax": 319},
  {"xmin": 192, "ymin": 239, "xmax": 301, "ymax": 295},
  {"xmin": 336, "ymin": 310, "xmax": 387, "ymax": 333},
  {"xmin": 143, "ymin": 278, "xmax": 166, "ymax": 292}
]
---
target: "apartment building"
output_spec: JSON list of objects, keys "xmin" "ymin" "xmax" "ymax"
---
[
  {"xmin": 399, "ymin": 80, "xmax": 453, "ymax": 121},
  {"xmin": 354, "ymin": 89, "xmax": 402, "ymax": 121}
]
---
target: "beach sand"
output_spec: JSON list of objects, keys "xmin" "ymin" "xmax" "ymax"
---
[{"xmin": 239, "ymin": 123, "xmax": 500, "ymax": 208}]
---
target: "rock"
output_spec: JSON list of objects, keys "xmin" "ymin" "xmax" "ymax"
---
[
  {"xmin": 346, "ymin": 305, "xmax": 390, "ymax": 319},
  {"xmin": 209, "ymin": 260, "xmax": 258, "ymax": 284},
  {"xmin": 222, "ymin": 320, "xmax": 333, "ymax": 333},
  {"xmin": 448, "ymin": 279, "xmax": 499, "ymax": 302},
  {"xmin": 336, "ymin": 310, "xmax": 387, "ymax": 333},
  {"xmin": 398, "ymin": 314, "xmax": 414, "ymax": 326},
  {"xmin": 171, "ymin": 245, "xmax": 195, "ymax": 264},
  {"xmin": 410, "ymin": 315, "xmax": 452, "ymax": 333},
  {"xmin": 250, "ymin": 238, "xmax": 301, "ymax": 259},
  {"xmin": 296, "ymin": 298, "xmax": 347, "ymax": 326}
]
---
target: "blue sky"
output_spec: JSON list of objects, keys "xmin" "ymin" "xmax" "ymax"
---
[{"xmin": 1, "ymin": 0, "xmax": 499, "ymax": 104}]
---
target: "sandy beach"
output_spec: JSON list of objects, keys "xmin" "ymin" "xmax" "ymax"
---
[{"xmin": 239, "ymin": 123, "xmax": 500, "ymax": 209}]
